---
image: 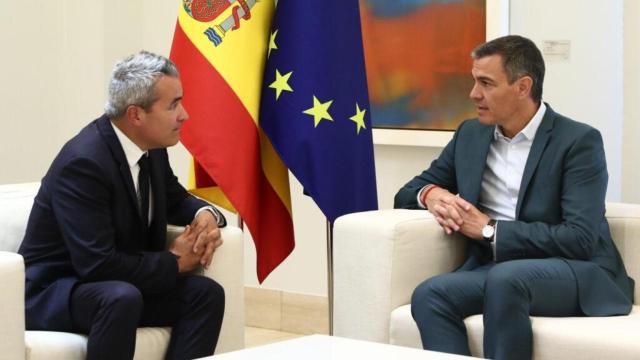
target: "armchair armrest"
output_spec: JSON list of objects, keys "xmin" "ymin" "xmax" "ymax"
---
[
  {"xmin": 166, "ymin": 225, "xmax": 244, "ymax": 353},
  {"xmin": 333, "ymin": 209, "xmax": 467, "ymax": 343},
  {"xmin": 0, "ymin": 251, "xmax": 26, "ymax": 360}
]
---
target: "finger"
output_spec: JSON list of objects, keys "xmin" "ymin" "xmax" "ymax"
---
[
  {"xmin": 440, "ymin": 194, "xmax": 455, "ymax": 205},
  {"xmin": 438, "ymin": 212, "xmax": 457, "ymax": 232},
  {"xmin": 204, "ymin": 238, "xmax": 223, "ymax": 268},
  {"xmin": 443, "ymin": 225, "xmax": 453, "ymax": 235},
  {"xmin": 439, "ymin": 205, "xmax": 464, "ymax": 226},
  {"xmin": 206, "ymin": 240, "xmax": 222, "ymax": 268},
  {"xmin": 435, "ymin": 216, "xmax": 453, "ymax": 235},
  {"xmin": 180, "ymin": 225, "xmax": 197, "ymax": 245},
  {"xmin": 443, "ymin": 204, "xmax": 464, "ymax": 227},
  {"xmin": 209, "ymin": 228, "xmax": 221, "ymax": 242},
  {"xmin": 193, "ymin": 231, "xmax": 210, "ymax": 254},
  {"xmin": 201, "ymin": 241, "xmax": 215, "ymax": 268},
  {"xmin": 435, "ymin": 215, "xmax": 448, "ymax": 228},
  {"xmin": 444, "ymin": 215, "xmax": 460, "ymax": 231},
  {"xmin": 432, "ymin": 204, "xmax": 450, "ymax": 220},
  {"xmin": 190, "ymin": 217, "xmax": 206, "ymax": 235},
  {"xmin": 454, "ymin": 196, "xmax": 472, "ymax": 211}
]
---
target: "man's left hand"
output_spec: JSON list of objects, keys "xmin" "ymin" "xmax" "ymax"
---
[{"xmin": 190, "ymin": 211, "xmax": 223, "ymax": 269}]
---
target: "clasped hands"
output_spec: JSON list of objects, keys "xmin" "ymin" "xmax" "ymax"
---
[
  {"xmin": 169, "ymin": 210, "xmax": 222, "ymax": 273},
  {"xmin": 422, "ymin": 186, "xmax": 490, "ymax": 241}
]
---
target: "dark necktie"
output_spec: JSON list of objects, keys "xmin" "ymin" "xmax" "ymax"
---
[{"xmin": 138, "ymin": 154, "xmax": 150, "ymax": 228}]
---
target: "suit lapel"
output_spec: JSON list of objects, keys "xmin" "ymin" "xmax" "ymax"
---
[
  {"xmin": 462, "ymin": 125, "xmax": 494, "ymax": 205},
  {"xmin": 515, "ymin": 105, "xmax": 556, "ymax": 218},
  {"xmin": 96, "ymin": 116, "xmax": 139, "ymax": 213}
]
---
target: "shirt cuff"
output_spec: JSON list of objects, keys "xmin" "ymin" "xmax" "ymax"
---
[
  {"xmin": 195, "ymin": 206, "xmax": 223, "ymax": 226},
  {"xmin": 417, "ymin": 185, "xmax": 437, "ymax": 209}
]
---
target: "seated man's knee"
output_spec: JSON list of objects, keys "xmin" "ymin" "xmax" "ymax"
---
[
  {"xmin": 485, "ymin": 262, "xmax": 528, "ymax": 298},
  {"xmin": 412, "ymin": 277, "xmax": 450, "ymax": 318},
  {"xmin": 102, "ymin": 281, "xmax": 144, "ymax": 314},
  {"xmin": 186, "ymin": 276, "xmax": 225, "ymax": 308},
  {"xmin": 205, "ymin": 278, "xmax": 225, "ymax": 306}
]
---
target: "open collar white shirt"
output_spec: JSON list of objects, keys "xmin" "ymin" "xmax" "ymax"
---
[{"xmin": 478, "ymin": 102, "xmax": 547, "ymax": 221}]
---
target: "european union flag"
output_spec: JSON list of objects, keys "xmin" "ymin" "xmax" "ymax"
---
[{"xmin": 259, "ymin": 0, "xmax": 378, "ymax": 223}]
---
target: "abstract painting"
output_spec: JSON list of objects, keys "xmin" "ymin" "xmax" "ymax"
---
[{"xmin": 360, "ymin": 0, "xmax": 486, "ymax": 131}]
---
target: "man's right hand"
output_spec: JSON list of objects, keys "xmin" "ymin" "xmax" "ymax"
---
[
  {"xmin": 169, "ymin": 225, "xmax": 202, "ymax": 273},
  {"xmin": 422, "ymin": 187, "xmax": 464, "ymax": 235}
]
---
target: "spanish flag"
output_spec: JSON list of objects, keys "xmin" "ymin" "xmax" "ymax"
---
[{"xmin": 170, "ymin": 0, "xmax": 294, "ymax": 282}]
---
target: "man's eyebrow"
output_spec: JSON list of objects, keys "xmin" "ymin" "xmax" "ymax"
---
[
  {"xmin": 475, "ymin": 75, "xmax": 495, "ymax": 83},
  {"xmin": 170, "ymin": 96, "xmax": 183, "ymax": 106}
]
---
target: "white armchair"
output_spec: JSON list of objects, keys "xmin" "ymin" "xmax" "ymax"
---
[
  {"xmin": 0, "ymin": 183, "xmax": 245, "ymax": 360},
  {"xmin": 334, "ymin": 205, "xmax": 640, "ymax": 359}
]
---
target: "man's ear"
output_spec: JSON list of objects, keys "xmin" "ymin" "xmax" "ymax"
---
[
  {"xmin": 517, "ymin": 76, "xmax": 534, "ymax": 99},
  {"xmin": 124, "ymin": 105, "xmax": 144, "ymax": 126}
]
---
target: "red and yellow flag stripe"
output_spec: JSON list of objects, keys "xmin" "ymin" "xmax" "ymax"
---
[{"xmin": 170, "ymin": 0, "xmax": 294, "ymax": 282}]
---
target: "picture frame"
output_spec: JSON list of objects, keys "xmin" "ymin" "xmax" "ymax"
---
[{"xmin": 371, "ymin": 0, "xmax": 510, "ymax": 147}]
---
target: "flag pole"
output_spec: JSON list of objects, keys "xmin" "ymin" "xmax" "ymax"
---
[{"xmin": 326, "ymin": 219, "xmax": 334, "ymax": 335}]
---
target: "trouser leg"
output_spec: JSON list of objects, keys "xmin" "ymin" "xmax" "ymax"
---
[
  {"xmin": 483, "ymin": 259, "xmax": 580, "ymax": 360},
  {"xmin": 411, "ymin": 264, "xmax": 491, "ymax": 355},
  {"xmin": 70, "ymin": 281, "xmax": 143, "ymax": 360},
  {"xmin": 141, "ymin": 275, "xmax": 225, "ymax": 360}
]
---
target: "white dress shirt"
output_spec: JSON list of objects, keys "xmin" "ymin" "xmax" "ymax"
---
[
  {"xmin": 478, "ymin": 102, "xmax": 546, "ymax": 222},
  {"xmin": 110, "ymin": 121, "xmax": 216, "ymax": 225}
]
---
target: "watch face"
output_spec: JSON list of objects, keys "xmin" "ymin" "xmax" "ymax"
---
[{"xmin": 482, "ymin": 225, "xmax": 494, "ymax": 238}]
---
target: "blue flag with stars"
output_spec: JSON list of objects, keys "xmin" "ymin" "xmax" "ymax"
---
[{"xmin": 259, "ymin": 0, "xmax": 378, "ymax": 223}]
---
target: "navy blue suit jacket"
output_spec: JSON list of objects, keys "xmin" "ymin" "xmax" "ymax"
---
[
  {"xmin": 19, "ymin": 115, "xmax": 226, "ymax": 331},
  {"xmin": 394, "ymin": 105, "xmax": 634, "ymax": 316}
]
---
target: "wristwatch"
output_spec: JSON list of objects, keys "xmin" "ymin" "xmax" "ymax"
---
[{"xmin": 482, "ymin": 219, "xmax": 497, "ymax": 243}]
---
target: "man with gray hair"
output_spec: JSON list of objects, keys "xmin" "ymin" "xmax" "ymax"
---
[
  {"xmin": 395, "ymin": 35, "xmax": 633, "ymax": 359},
  {"xmin": 19, "ymin": 51, "xmax": 227, "ymax": 360}
]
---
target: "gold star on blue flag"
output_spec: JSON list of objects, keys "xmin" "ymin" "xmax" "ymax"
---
[{"xmin": 259, "ymin": 0, "xmax": 378, "ymax": 222}]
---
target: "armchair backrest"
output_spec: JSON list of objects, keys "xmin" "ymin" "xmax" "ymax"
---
[
  {"xmin": 605, "ymin": 202, "xmax": 640, "ymax": 305},
  {"xmin": 0, "ymin": 182, "xmax": 39, "ymax": 253}
]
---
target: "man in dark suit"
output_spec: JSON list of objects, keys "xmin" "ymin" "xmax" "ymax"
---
[
  {"xmin": 19, "ymin": 51, "xmax": 228, "ymax": 360},
  {"xmin": 395, "ymin": 35, "xmax": 634, "ymax": 359}
]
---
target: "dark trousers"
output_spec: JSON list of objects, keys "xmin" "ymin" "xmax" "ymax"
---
[
  {"xmin": 70, "ymin": 276, "xmax": 225, "ymax": 360},
  {"xmin": 411, "ymin": 259, "xmax": 581, "ymax": 360}
]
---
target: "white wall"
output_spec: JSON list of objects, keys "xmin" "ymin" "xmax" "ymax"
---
[
  {"xmin": 511, "ymin": 0, "xmax": 624, "ymax": 201},
  {"xmin": 0, "ymin": 0, "xmax": 637, "ymax": 297},
  {"xmin": 1, "ymin": 1, "xmax": 106, "ymax": 183},
  {"xmin": 623, "ymin": 0, "xmax": 640, "ymax": 204}
]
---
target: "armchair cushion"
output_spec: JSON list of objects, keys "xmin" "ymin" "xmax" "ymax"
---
[
  {"xmin": 334, "ymin": 209, "xmax": 466, "ymax": 343},
  {"xmin": 0, "ymin": 183, "xmax": 39, "ymax": 253},
  {"xmin": 0, "ymin": 252, "xmax": 25, "ymax": 360}
]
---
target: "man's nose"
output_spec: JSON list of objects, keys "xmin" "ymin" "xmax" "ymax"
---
[
  {"xmin": 469, "ymin": 83, "xmax": 481, "ymax": 100},
  {"xmin": 178, "ymin": 104, "xmax": 189, "ymax": 122}
]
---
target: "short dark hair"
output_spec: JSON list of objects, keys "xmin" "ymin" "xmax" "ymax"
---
[{"xmin": 471, "ymin": 35, "xmax": 545, "ymax": 103}]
